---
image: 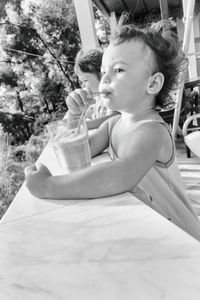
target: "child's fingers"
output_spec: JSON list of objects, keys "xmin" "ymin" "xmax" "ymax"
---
[
  {"xmin": 65, "ymin": 101, "xmax": 79, "ymax": 115},
  {"xmin": 24, "ymin": 163, "xmax": 51, "ymax": 178},
  {"xmin": 80, "ymin": 89, "xmax": 97, "ymax": 106},
  {"xmin": 71, "ymin": 89, "xmax": 86, "ymax": 107},
  {"xmin": 66, "ymin": 92, "xmax": 85, "ymax": 114},
  {"xmin": 66, "ymin": 88, "xmax": 95, "ymax": 114},
  {"xmin": 77, "ymin": 89, "xmax": 90, "ymax": 106},
  {"xmin": 36, "ymin": 162, "xmax": 52, "ymax": 175},
  {"xmin": 67, "ymin": 94, "xmax": 82, "ymax": 111},
  {"xmin": 24, "ymin": 164, "xmax": 37, "ymax": 177}
]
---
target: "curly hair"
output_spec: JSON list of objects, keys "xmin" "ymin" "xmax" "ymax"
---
[
  {"xmin": 110, "ymin": 14, "xmax": 188, "ymax": 108},
  {"xmin": 74, "ymin": 49, "xmax": 103, "ymax": 80}
]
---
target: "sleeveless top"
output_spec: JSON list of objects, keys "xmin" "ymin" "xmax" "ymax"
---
[{"xmin": 108, "ymin": 117, "xmax": 200, "ymax": 241}]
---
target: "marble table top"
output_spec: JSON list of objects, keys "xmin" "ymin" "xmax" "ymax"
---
[{"xmin": 0, "ymin": 143, "xmax": 200, "ymax": 300}]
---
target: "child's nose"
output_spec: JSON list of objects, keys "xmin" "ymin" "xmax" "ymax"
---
[
  {"xmin": 81, "ymin": 82, "xmax": 86, "ymax": 88},
  {"xmin": 100, "ymin": 73, "xmax": 110, "ymax": 85}
]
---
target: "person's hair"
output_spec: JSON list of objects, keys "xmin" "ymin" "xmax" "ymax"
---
[
  {"xmin": 74, "ymin": 49, "xmax": 103, "ymax": 80},
  {"xmin": 110, "ymin": 13, "xmax": 188, "ymax": 108}
]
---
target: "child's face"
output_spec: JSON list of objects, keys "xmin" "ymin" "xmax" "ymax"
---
[
  {"xmin": 99, "ymin": 39, "xmax": 156, "ymax": 113},
  {"xmin": 77, "ymin": 70, "xmax": 100, "ymax": 93}
]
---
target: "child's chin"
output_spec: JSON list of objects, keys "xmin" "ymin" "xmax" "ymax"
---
[{"xmin": 104, "ymin": 99, "xmax": 113, "ymax": 109}]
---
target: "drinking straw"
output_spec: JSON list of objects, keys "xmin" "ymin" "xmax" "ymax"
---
[{"xmin": 75, "ymin": 92, "xmax": 105, "ymax": 133}]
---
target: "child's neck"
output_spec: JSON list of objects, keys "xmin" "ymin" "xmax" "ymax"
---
[{"xmin": 121, "ymin": 108, "xmax": 159, "ymax": 122}]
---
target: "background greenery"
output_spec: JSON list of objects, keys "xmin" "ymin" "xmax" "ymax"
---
[{"xmin": 0, "ymin": 0, "xmax": 109, "ymax": 218}]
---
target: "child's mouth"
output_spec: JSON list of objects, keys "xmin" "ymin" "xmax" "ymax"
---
[
  {"xmin": 90, "ymin": 91, "xmax": 110, "ymax": 97},
  {"xmin": 100, "ymin": 90, "xmax": 111, "ymax": 97}
]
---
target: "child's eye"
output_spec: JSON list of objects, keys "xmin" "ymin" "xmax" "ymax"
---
[
  {"xmin": 101, "ymin": 71, "xmax": 106, "ymax": 77},
  {"xmin": 114, "ymin": 68, "xmax": 124, "ymax": 73}
]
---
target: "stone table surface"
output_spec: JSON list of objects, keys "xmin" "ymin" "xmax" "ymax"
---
[{"xmin": 0, "ymin": 143, "xmax": 200, "ymax": 300}]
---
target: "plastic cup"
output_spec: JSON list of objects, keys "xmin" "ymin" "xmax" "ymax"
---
[{"xmin": 46, "ymin": 116, "xmax": 91, "ymax": 173}]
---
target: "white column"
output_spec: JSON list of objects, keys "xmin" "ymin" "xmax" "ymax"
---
[
  {"xmin": 176, "ymin": 17, "xmax": 184, "ymax": 41},
  {"xmin": 73, "ymin": 0, "xmax": 99, "ymax": 51},
  {"xmin": 193, "ymin": 14, "xmax": 200, "ymax": 38},
  {"xmin": 159, "ymin": 0, "xmax": 169, "ymax": 19},
  {"xmin": 172, "ymin": 0, "xmax": 196, "ymax": 138},
  {"xmin": 182, "ymin": 0, "xmax": 197, "ymax": 78},
  {"xmin": 110, "ymin": 11, "xmax": 117, "ymax": 32}
]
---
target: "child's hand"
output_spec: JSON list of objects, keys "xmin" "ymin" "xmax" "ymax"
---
[
  {"xmin": 66, "ymin": 88, "xmax": 95, "ymax": 115},
  {"xmin": 24, "ymin": 163, "xmax": 52, "ymax": 199}
]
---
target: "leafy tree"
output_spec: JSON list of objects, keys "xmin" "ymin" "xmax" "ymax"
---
[
  {"xmin": 0, "ymin": 0, "xmax": 81, "ymax": 144},
  {"xmin": 93, "ymin": 4, "xmax": 110, "ymax": 47}
]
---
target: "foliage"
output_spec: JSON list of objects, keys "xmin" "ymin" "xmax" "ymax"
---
[
  {"xmin": 0, "ymin": 124, "xmax": 48, "ymax": 219},
  {"xmin": 93, "ymin": 4, "xmax": 110, "ymax": 47},
  {"xmin": 0, "ymin": 0, "xmax": 81, "ymax": 145},
  {"xmin": 0, "ymin": 124, "xmax": 15, "ymax": 217},
  {"xmin": 0, "ymin": 110, "xmax": 34, "ymax": 144}
]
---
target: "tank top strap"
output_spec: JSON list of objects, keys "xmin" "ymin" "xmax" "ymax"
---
[
  {"xmin": 108, "ymin": 115, "xmax": 121, "ymax": 160},
  {"xmin": 131, "ymin": 119, "xmax": 166, "ymax": 128},
  {"xmin": 133, "ymin": 119, "xmax": 175, "ymax": 168}
]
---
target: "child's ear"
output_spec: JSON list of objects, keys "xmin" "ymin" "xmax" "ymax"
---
[{"xmin": 147, "ymin": 72, "xmax": 164, "ymax": 95}]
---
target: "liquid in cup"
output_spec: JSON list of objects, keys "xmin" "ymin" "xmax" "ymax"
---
[{"xmin": 46, "ymin": 117, "xmax": 91, "ymax": 173}]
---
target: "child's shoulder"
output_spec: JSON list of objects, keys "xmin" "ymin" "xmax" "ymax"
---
[
  {"xmin": 133, "ymin": 118, "xmax": 171, "ymax": 140},
  {"xmin": 107, "ymin": 113, "xmax": 121, "ymax": 126},
  {"xmin": 132, "ymin": 118, "xmax": 173, "ymax": 164}
]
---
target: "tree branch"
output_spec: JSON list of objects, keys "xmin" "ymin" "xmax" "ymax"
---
[{"xmin": 35, "ymin": 31, "xmax": 75, "ymax": 90}]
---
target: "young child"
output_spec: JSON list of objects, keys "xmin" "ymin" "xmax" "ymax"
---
[
  {"xmin": 66, "ymin": 48, "xmax": 119, "ymax": 129},
  {"xmin": 25, "ymin": 17, "xmax": 200, "ymax": 240}
]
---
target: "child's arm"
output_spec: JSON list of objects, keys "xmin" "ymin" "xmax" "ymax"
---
[
  {"xmin": 25, "ymin": 122, "xmax": 166, "ymax": 199},
  {"xmin": 87, "ymin": 111, "xmax": 120, "ymax": 130},
  {"xmin": 89, "ymin": 119, "xmax": 110, "ymax": 158}
]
